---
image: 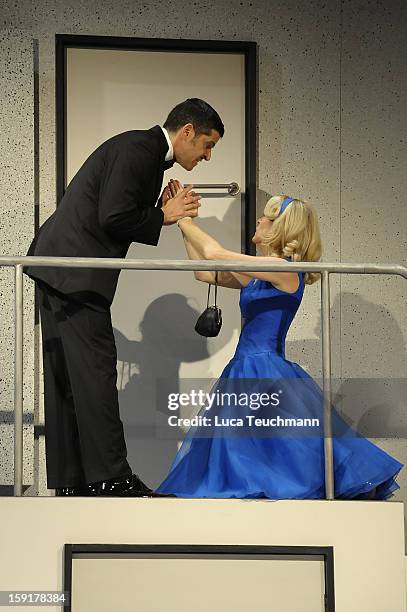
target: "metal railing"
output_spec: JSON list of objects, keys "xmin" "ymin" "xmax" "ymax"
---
[{"xmin": 1, "ymin": 255, "xmax": 406, "ymax": 498}]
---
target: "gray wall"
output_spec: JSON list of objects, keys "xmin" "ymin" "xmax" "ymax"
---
[{"xmin": 0, "ymin": 0, "xmax": 406, "ymax": 525}]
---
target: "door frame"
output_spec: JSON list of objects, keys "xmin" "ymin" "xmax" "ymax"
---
[
  {"xmin": 55, "ymin": 34, "xmax": 257, "ymax": 254},
  {"xmin": 64, "ymin": 543, "xmax": 335, "ymax": 611}
]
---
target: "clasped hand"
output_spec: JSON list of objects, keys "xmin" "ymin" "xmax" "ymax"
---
[{"xmin": 161, "ymin": 179, "xmax": 201, "ymax": 225}]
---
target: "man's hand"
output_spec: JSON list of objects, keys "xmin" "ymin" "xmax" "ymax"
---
[{"xmin": 161, "ymin": 182, "xmax": 201, "ymax": 226}]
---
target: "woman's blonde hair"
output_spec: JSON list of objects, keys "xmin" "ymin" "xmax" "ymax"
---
[{"xmin": 260, "ymin": 195, "xmax": 322, "ymax": 285}]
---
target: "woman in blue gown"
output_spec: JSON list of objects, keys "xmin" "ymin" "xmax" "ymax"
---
[{"xmin": 157, "ymin": 188, "xmax": 403, "ymax": 500}]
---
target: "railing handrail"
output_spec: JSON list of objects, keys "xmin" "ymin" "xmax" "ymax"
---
[
  {"xmin": 3, "ymin": 256, "xmax": 407, "ymax": 499},
  {"xmin": 0, "ymin": 255, "xmax": 406, "ymax": 277}
]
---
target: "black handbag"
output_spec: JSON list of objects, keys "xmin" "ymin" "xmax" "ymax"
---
[{"xmin": 194, "ymin": 272, "xmax": 222, "ymax": 337}]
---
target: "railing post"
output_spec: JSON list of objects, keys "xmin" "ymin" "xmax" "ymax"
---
[
  {"xmin": 321, "ymin": 270, "xmax": 334, "ymax": 500},
  {"xmin": 14, "ymin": 264, "xmax": 24, "ymax": 496}
]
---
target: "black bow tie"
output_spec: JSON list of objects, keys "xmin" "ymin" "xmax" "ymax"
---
[{"xmin": 163, "ymin": 158, "xmax": 175, "ymax": 170}]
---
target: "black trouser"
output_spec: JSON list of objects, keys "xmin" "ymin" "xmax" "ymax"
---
[{"xmin": 37, "ymin": 282, "xmax": 132, "ymax": 488}]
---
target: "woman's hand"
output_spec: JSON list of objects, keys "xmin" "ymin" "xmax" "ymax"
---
[
  {"xmin": 168, "ymin": 179, "xmax": 184, "ymax": 197},
  {"xmin": 163, "ymin": 179, "xmax": 200, "ymax": 226},
  {"xmin": 161, "ymin": 183, "xmax": 201, "ymax": 225},
  {"xmin": 160, "ymin": 185, "xmax": 172, "ymax": 206}
]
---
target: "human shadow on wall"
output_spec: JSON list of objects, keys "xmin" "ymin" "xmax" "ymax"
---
[
  {"xmin": 114, "ymin": 294, "xmax": 208, "ymax": 488},
  {"xmin": 113, "ymin": 201, "xmax": 243, "ymax": 487},
  {"xmin": 286, "ymin": 290, "xmax": 407, "ymax": 438}
]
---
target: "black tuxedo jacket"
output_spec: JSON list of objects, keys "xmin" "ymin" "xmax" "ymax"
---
[{"xmin": 25, "ymin": 125, "xmax": 172, "ymax": 310}]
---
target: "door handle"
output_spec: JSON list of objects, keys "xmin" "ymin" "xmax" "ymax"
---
[{"xmin": 193, "ymin": 182, "xmax": 241, "ymax": 196}]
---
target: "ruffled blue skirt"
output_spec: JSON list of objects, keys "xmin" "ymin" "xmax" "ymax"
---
[{"xmin": 156, "ymin": 351, "xmax": 403, "ymax": 500}]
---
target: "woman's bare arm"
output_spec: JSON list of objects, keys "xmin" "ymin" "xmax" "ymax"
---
[
  {"xmin": 182, "ymin": 233, "xmax": 246, "ymax": 288},
  {"xmin": 168, "ymin": 179, "xmax": 247, "ymax": 289},
  {"xmin": 177, "ymin": 217, "xmax": 299, "ymax": 291}
]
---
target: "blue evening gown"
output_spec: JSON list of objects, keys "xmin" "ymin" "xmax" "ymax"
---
[{"xmin": 156, "ymin": 271, "xmax": 403, "ymax": 499}]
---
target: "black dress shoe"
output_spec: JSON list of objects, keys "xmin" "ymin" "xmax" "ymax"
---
[{"xmin": 92, "ymin": 473, "xmax": 176, "ymax": 497}]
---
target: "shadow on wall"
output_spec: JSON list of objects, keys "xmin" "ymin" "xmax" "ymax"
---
[
  {"xmin": 287, "ymin": 290, "xmax": 407, "ymax": 438},
  {"xmin": 114, "ymin": 294, "xmax": 210, "ymax": 489},
  {"xmin": 112, "ymin": 201, "xmax": 243, "ymax": 488}
]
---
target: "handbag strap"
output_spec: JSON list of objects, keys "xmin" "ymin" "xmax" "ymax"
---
[{"xmin": 206, "ymin": 271, "xmax": 218, "ymax": 307}]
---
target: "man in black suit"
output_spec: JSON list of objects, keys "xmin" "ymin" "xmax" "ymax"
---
[{"xmin": 25, "ymin": 98, "xmax": 224, "ymax": 497}]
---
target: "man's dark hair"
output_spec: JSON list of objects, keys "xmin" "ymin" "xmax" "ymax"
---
[{"xmin": 163, "ymin": 98, "xmax": 224, "ymax": 138}]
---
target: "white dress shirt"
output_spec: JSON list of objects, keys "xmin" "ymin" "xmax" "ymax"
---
[
  {"xmin": 156, "ymin": 127, "xmax": 174, "ymax": 207},
  {"xmin": 161, "ymin": 126, "xmax": 174, "ymax": 161}
]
